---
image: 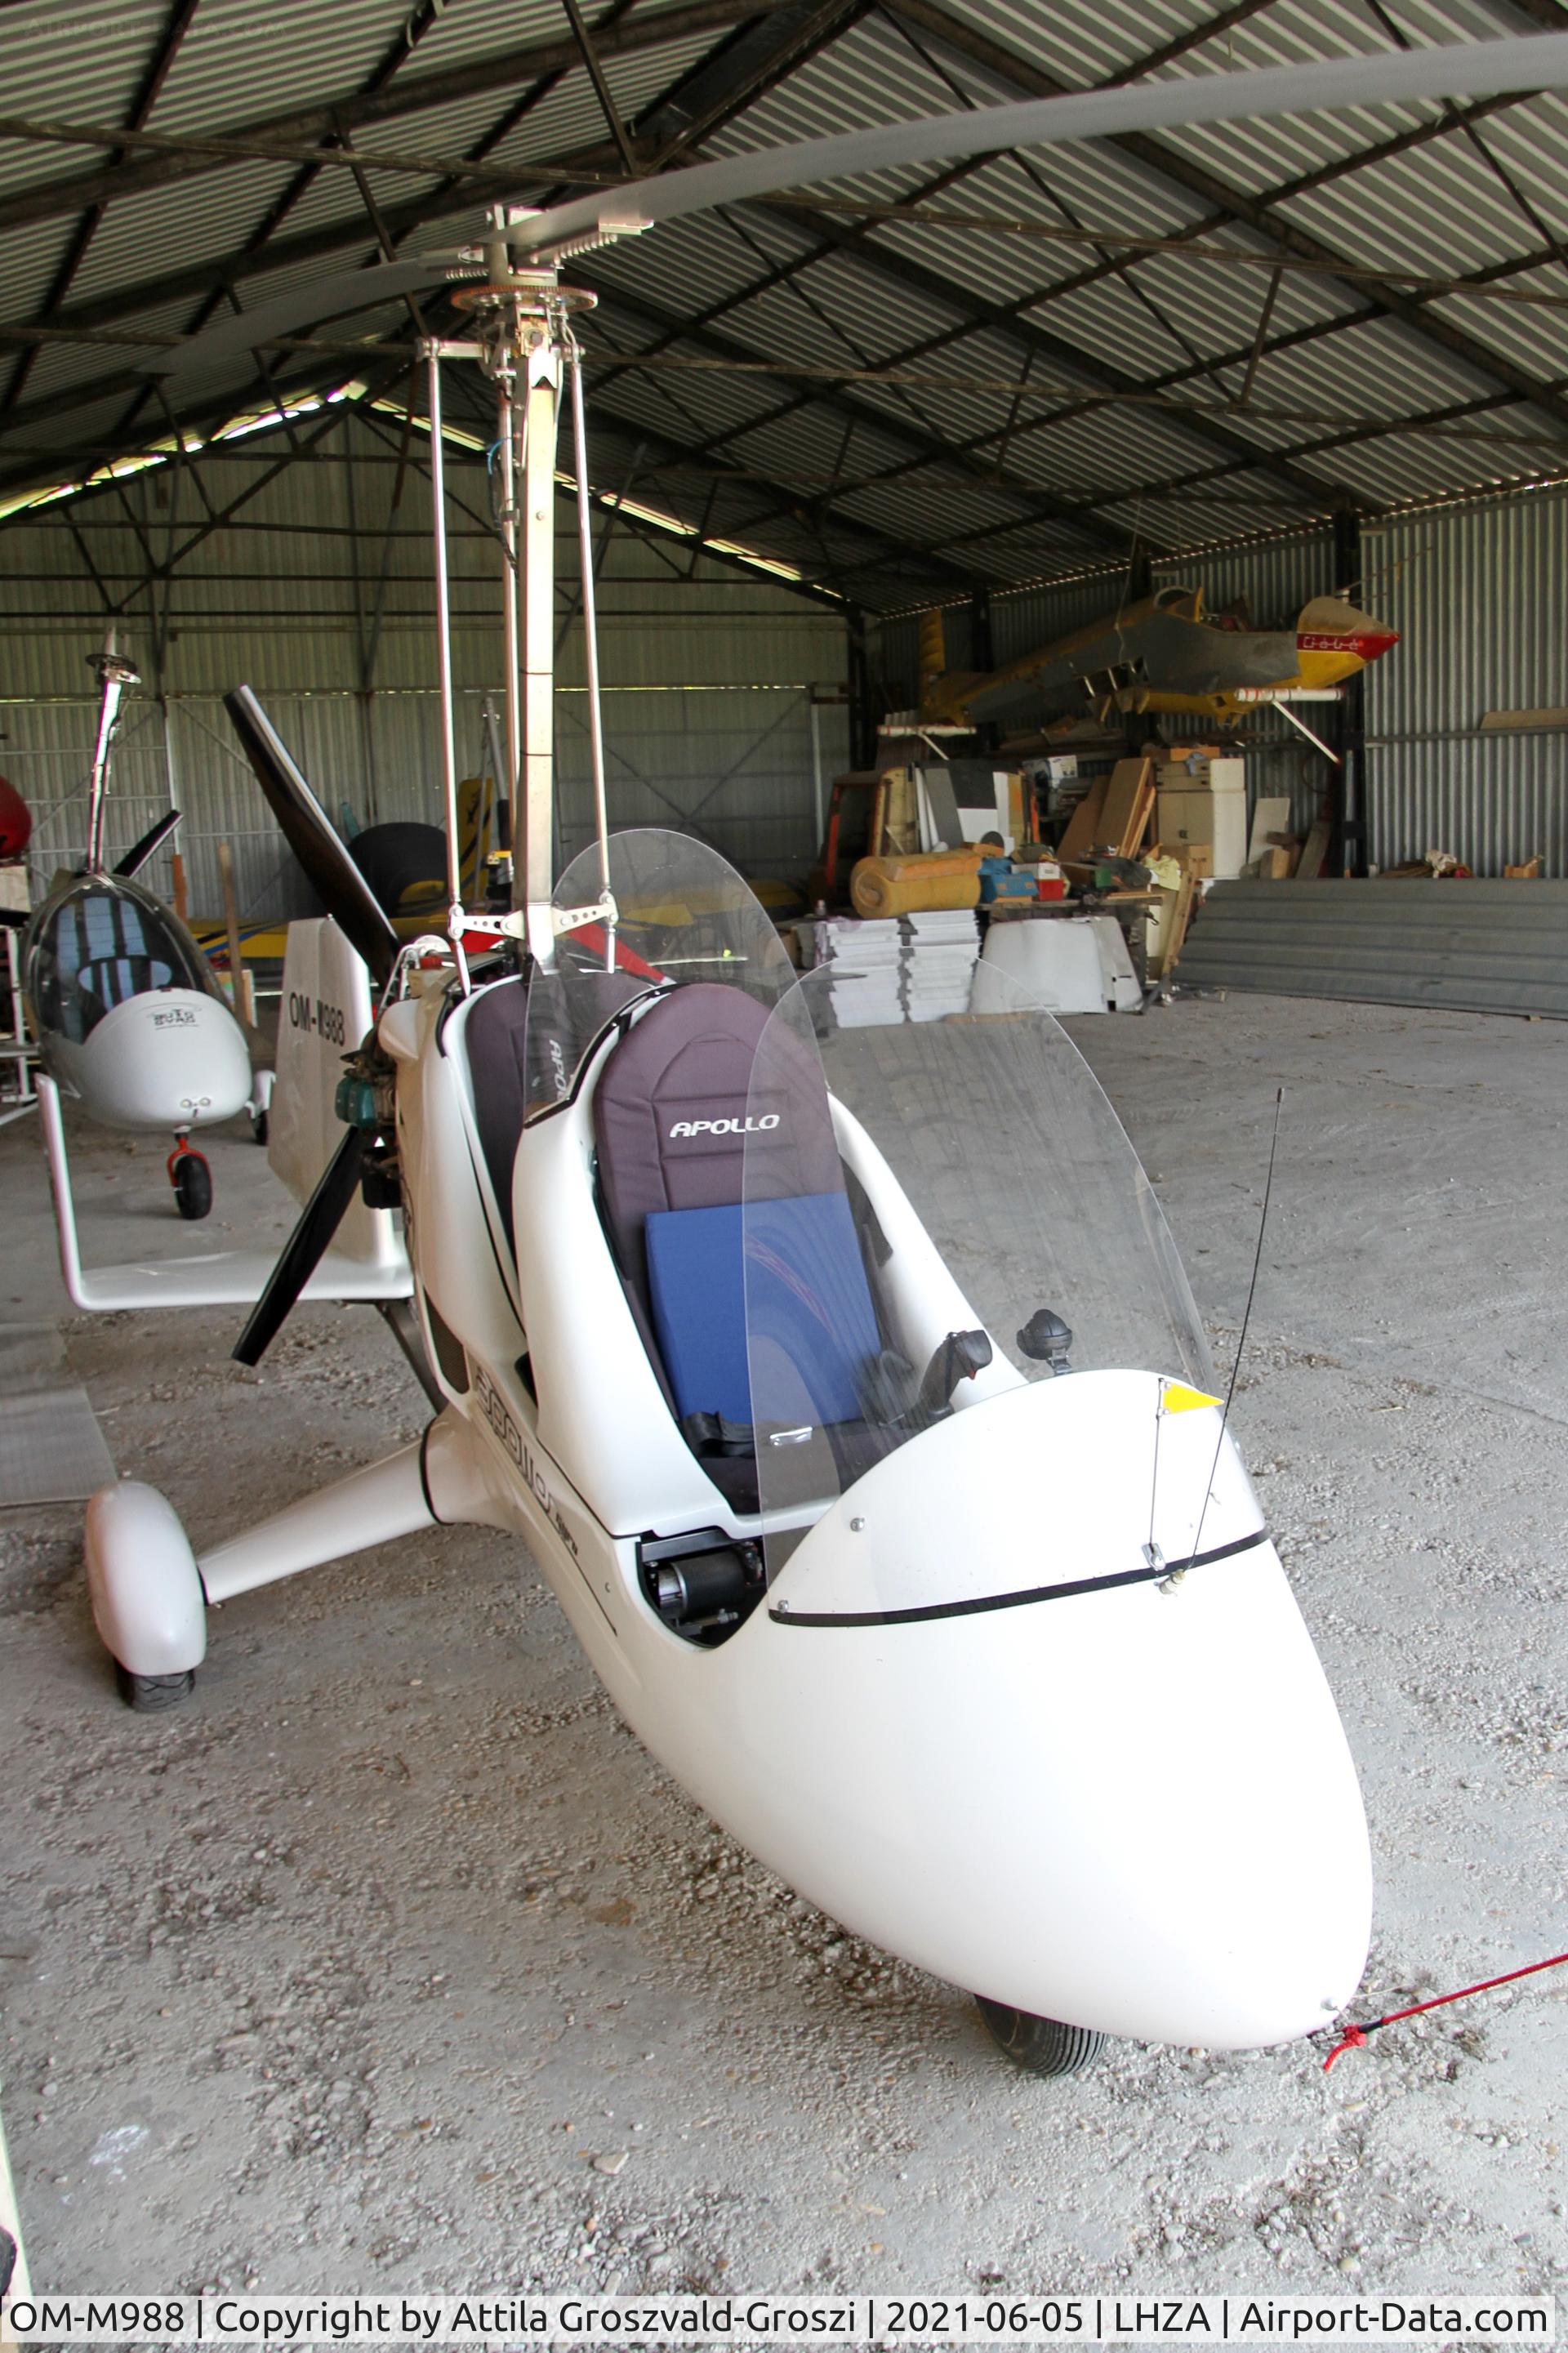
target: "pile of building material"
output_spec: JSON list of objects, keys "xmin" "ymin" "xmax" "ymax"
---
[
  {"xmin": 1058, "ymin": 755, "xmax": 1156, "ymax": 873},
  {"xmin": 806, "ymin": 910, "xmax": 978, "ymax": 1026},
  {"xmin": 1175, "ymin": 878, "xmax": 1568, "ymax": 1017}
]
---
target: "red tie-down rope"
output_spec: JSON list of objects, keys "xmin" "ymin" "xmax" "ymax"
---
[{"xmin": 1323, "ymin": 1950, "xmax": 1568, "ymax": 2070}]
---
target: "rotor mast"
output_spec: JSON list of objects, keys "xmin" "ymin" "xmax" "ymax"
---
[
  {"xmin": 422, "ymin": 208, "xmax": 611, "ymax": 976},
  {"xmin": 84, "ymin": 629, "xmax": 141, "ymax": 875}
]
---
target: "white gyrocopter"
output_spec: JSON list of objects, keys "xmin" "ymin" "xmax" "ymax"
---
[
  {"xmin": 83, "ymin": 29, "xmax": 1568, "ymax": 2072},
  {"xmin": 17, "ymin": 632, "xmax": 271, "ymax": 1219}
]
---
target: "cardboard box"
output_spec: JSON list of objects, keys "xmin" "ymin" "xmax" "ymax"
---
[{"xmin": 1154, "ymin": 786, "xmax": 1246, "ymax": 878}]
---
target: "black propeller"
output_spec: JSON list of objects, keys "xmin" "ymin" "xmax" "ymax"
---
[
  {"xmin": 112, "ymin": 808, "xmax": 182, "ymax": 879},
  {"xmin": 224, "ymin": 686, "xmax": 399, "ymax": 989},
  {"xmin": 233, "ymin": 1125, "xmax": 368, "ymax": 1366},
  {"xmin": 225, "ymin": 685, "xmax": 403, "ymax": 1365}
]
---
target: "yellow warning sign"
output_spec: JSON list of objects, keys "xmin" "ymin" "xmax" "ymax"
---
[{"xmin": 1162, "ymin": 1382, "xmax": 1223, "ymax": 1413}]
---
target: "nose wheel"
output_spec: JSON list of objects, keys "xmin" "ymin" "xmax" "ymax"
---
[
  {"xmin": 167, "ymin": 1136, "xmax": 212, "ymax": 1220},
  {"xmin": 975, "ymin": 1997, "xmax": 1107, "ymax": 2077}
]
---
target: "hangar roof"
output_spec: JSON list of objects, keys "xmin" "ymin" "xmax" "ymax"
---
[{"xmin": 5, "ymin": 0, "xmax": 1568, "ymax": 609}]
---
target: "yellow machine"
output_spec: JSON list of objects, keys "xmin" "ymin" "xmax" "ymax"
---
[{"xmin": 919, "ymin": 585, "xmax": 1398, "ymax": 734}]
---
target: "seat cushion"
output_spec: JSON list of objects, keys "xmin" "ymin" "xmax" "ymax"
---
[
  {"xmin": 645, "ymin": 1191, "xmax": 882, "ymax": 1428},
  {"xmin": 595, "ymin": 983, "xmax": 843, "ymax": 1312}
]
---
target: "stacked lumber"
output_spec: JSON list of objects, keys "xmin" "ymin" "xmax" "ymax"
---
[{"xmin": 1057, "ymin": 757, "xmax": 1156, "ymax": 869}]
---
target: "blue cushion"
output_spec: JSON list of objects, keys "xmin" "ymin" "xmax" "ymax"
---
[{"xmin": 644, "ymin": 1191, "xmax": 880, "ymax": 1428}]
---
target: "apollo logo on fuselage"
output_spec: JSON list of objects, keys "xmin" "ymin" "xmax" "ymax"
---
[{"xmin": 668, "ymin": 1114, "xmax": 780, "ymax": 1139}]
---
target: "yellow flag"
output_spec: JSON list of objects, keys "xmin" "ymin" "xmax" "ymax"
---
[{"xmin": 1163, "ymin": 1382, "xmax": 1223, "ymax": 1414}]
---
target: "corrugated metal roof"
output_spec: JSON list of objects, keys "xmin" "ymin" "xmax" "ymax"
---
[
  {"xmin": 143, "ymin": 0, "xmax": 415, "ymax": 135},
  {"xmin": 7, "ymin": 0, "xmax": 1568, "ymax": 608}
]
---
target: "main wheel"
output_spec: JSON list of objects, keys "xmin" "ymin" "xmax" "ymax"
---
[
  {"xmin": 172, "ymin": 1151, "xmax": 212, "ymax": 1220},
  {"xmin": 114, "ymin": 1663, "xmax": 195, "ymax": 1713},
  {"xmin": 251, "ymin": 1107, "xmax": 268, "ymax": 1146},
  {"xmin": 976, "ymin": 1996, "xmax": 1107, "ymax": 2077}
]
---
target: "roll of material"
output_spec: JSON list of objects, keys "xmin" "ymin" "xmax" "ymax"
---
[{"xmin": 850, "ymin": 852, "xmax": 982, "ymax": 919}]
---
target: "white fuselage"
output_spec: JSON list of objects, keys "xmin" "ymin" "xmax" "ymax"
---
[
  {"xmin": 382, "ymin": 974, "xmax": 1372, "ymax": 2051},
  {"xmin": 44, "ymin": 987, "xmax": 252, "ymax": 1132}
]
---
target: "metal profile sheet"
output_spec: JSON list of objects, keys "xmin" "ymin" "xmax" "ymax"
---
[
  {"xmin": 1178, "ymin": 880, "xmax": 1568, "ymax": 1018},
  {"xmin": 0, "ymin": 1323, "xmax": 116, "ymax": 1506}
]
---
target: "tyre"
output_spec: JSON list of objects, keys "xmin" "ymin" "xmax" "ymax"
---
[
  {"xmin": 975, "ymin": 1996, "xmax": 1107, "ymax": 2077},
  {"xmin": 172, "ymin": 1152, "xmax": 212, "ymax": 1219},
  {"xmin": 251, "ymin": 1108, "xmax": 268, "ymax": 1146},
  {"xmin": 114, "ymin": 1663, "xmax": 195, "ymax": 1713}
]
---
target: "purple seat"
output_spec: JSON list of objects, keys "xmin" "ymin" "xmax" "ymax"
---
[
  {"xmin": 594, "ymin": 983, "xmax": 843, "ymax": 1303},
  {"xmin": 593, "ymin": 983, "xmax": 895, "ymax": 1504}
]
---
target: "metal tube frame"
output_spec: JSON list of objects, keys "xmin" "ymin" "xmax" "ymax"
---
[
  {"xmin": 425, "ymin": 342, "xmax": 466, "ymax": 970},
  {"xmin": 496, "ymin": 355, "xmax": 523, "ymax": 827},
  {"xmin": 518, "ymin": 320, "xmax": 562, "ymax": 963},
  {"xmin": 568, "ymin": 336, "xmax": 614, "ymax": 956}
]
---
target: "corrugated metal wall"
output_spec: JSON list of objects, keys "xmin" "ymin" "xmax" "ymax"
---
[
  {"xmin": 11, "ymin": 411, "xmax": 1568, "ymax": 897},
  {"xmin": 1361, "ymin": 492, "xmax": 1568, "ymax": 876},
  {"xmin": 866, "ymin": 501, "xmax": 1568, "ymax": 874},
  {"xmin": 0, "ymin": 415, "xmax": 850, "ymax": 912}
]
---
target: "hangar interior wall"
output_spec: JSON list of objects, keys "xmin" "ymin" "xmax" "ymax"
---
[
  {"xmin": 0, "ymin": 414, "xmax": 849, "ymax": 920},
  {"xmin": 9, "ymin": 412, "xmax": 1566, "ymax": 903},
  {"xmin": 869, "ymin": 488, "xmax": 1568, "ymax": 879}
]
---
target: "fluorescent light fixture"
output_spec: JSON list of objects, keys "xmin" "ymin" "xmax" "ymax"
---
[{"xmin": 0, "ymin": 381, "xmax": 363, "ymax": 523}]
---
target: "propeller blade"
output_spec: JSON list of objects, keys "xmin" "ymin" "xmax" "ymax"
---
[
  {"xmin": 225, "ymin": 686, "xmax": 399, "ymax": 990},
  {"xmin": 112, "ymin": 808, "xmax": 182, "ymax": 879},
  {"xmin": 149, "ymin": 258, "xmax": 446, "ymax": 383},
  {"xmin": 514, "ymin": 32, "xmax": 1568, "ymax": 256},
  {"xmin": 234, "ymin": 1125, "xmax": 365, "ymax": 1367}
]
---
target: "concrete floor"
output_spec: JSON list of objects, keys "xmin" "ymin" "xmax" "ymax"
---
[{"xmin": 1, "ymin": 993, "xmax": 1564, "ymax": 2302}]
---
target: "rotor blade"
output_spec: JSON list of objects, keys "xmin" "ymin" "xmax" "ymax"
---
[
  {"xmin": 514, "ymin": 33, "xmax": 1568, "ymax": 254},
  {"xmin": 149, "ymin": 258, "xmax": 443, "ymax": 383},
  {"xmin": 111, "ymin": 807, "xmax": 181, "ymax": 878},
  {"xmin": 225, "ymin": 685, "xmax": 399, "ymax": 989},
  {"xmin": 233, "ymin": 1125, "xmax": 365, "ymax": 1367}
]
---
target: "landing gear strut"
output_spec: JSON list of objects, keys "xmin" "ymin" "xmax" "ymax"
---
[
  {"xmin": 167, "ymin": 1133, "xmax": 212, "ymax": 1220},
  {"xmin": 248, "ymin": 1066, "xmax": 274, "ymax": 1146}
]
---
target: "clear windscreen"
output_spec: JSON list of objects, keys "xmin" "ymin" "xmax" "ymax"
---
[
  {"xmin": 556, "ymin": 827, "xmax": 794, "ymax": 997},
  {"xmin": 742, "ymin": 964, "xmax": 1214, "ymax": 1576},
  {"xmin": 26, "ymin": 875, "xmax": 215, "ymax": 1045},
  {"xmin": 523, "ymin": 828, "xmax": 797, "ymax": 1122}
]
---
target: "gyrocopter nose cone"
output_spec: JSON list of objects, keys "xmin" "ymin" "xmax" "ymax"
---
[
  {"xmin": 78, "ymin": 990, "xmax": 252, "ymax": 1130},
  {"xmin": 714, "ymin": 1373, "xmax": 1371, "ymax": 2052}
]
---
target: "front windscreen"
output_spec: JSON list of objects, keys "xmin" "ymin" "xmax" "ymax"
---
[
  {"xmin": 27, "ymin": 878, "xmax": 212, "ymax": 1043},
  {"xmin": 742, "ymin": 964, "xmax": 1215, "ymax": 1577},
  {"xmin": 523, "ymin": 828, "xmax": 797, "ymax": 1123}
]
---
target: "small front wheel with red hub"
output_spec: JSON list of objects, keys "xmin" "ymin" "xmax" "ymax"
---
[{"xmin": 169, "ymin": 1147, "xmax": 212, "ymax": 1221}]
